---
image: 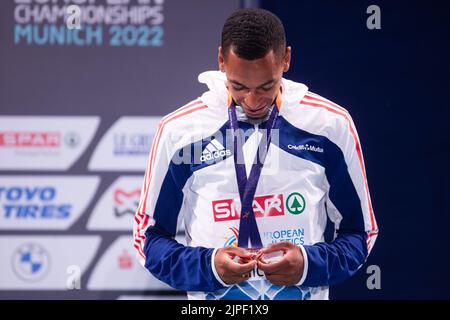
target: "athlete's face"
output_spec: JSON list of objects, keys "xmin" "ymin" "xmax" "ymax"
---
[{"xmin": 218, "ymin": 46, "xmax": 291, "ymax": 119}]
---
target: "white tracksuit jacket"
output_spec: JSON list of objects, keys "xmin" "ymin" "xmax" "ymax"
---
[{"xmin": 133, "ymin": 70, "xmax": 378, "ymax": 300}]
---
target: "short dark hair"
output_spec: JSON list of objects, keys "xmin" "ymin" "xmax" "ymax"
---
[{"xmin": 221, "ymin": 8, "xmax": 286, "ymax": 60}]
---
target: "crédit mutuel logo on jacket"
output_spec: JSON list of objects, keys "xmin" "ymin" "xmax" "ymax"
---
[{"xmin": 288, "ymin": 144, "xmax": 324, "ymax": 153}]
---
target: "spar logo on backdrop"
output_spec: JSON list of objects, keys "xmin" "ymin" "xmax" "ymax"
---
[
  {"xmin": 0, "ymin": 116, "xmax": 99, "ymax": 171},
  {"xmin": 0, "ymin": 176, "xmax": 100, "ymax": 230},
  {"xmin": 0, "ymin": 131, "xmax": 81, "ymax": 148},
  {"xmin": 212, "ymin": 194, "xmax": 285, "ymax": 222},
  {"xmin": 87, "ymin": 176, "xmax": 142, "ymax": 231},
  {"xmin": 89, "ymin": 117, "xmax": 161, "ymax": 171},
  {"xmin": 0, "ymin": 236, "xmax": 100, "ymax": 289},
  {"xmin": 0, "ymin": 132, "xmax": 61, "ymax": 148}
]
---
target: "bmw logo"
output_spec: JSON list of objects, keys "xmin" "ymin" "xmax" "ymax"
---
[{"xmin": 12, "ymin": 243, "xmax": 51, "ymax": 282}]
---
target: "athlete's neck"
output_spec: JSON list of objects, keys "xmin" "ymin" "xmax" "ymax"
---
[{"xmin": 235, "ymin": 105, "xmax": 273, "ymax": 125}]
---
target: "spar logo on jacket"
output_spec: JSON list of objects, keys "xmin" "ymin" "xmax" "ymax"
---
[{"xmin": 212, "ymin": 192, "xmax": 307, "ymax": 222}]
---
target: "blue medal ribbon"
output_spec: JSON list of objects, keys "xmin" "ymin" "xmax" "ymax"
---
[{"xmin": 228, "ymin": 100, "xmax": 279, "ymax": 249}]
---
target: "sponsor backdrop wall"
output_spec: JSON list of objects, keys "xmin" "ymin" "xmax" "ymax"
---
[{"xmin": 0, "ymin": 0, "xmax": 240, "ymax": 299}]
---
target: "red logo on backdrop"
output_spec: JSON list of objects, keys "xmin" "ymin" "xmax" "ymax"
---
[
  {"xmin": 114, "ymin": 188, "xmax": 141, "ymax": 217},
  {"xmin": 114, "ymin": 188, "xmax": 141, "ymax": 205},
  {"xmin": 118, "ymin": 250, "xmax": 133, "ymax": 269},
  {"xmin": 212, "ymin": 194, "xmax": 285, "ymax": 222},
  {"xmin": 0, "ymin": 132, "xmax": 60, "ymax": 147}
]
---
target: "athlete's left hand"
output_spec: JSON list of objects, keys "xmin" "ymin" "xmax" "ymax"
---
[{"xmin": 256, "ymin": 241, "xmax": 304, "ymax": 286}]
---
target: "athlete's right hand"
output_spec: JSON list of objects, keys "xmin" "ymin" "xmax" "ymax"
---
[{"xmin": 214, "ymin": 246, "xmax": 257, "ymax": 285}]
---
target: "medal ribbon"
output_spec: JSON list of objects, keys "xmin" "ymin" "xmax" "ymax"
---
[{"xmin": 228, "ymin": 100, "xmax": 279, "ymax": 249}]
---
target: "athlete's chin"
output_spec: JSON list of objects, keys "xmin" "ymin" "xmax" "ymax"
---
[
  {"xmin": 244, "ymin": 107, "xmax": 270, "ymax": 119},
  {"xmin": 246, "ymin": 114, "xmax": 267, "ymax": 121}
]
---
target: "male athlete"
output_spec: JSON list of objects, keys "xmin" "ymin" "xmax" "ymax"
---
[{"xmin": 133, "ymin": 8, "xmax": 378, "ymax": 300}]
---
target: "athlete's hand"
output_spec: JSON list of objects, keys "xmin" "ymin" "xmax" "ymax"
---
[
  {"xmin": 257, "ymin": 241, "xmax": 304, "ymax": 286},
  {"xmin": 214, "ymin": 246, "xmax": 257, "ymax": 285}
]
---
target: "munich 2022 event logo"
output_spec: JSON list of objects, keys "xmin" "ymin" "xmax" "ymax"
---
[{"xmin": 13, "ymin": 0, "xmax": 164, "ymax": 47}]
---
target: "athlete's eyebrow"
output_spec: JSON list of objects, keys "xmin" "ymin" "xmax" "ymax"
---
[{"xmin": 229, "ymin": 79, "xmax": 275, "ymax": 89}]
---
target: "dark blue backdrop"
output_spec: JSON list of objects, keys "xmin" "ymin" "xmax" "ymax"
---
[{"xmin": 261, "ymin": 0, "xmax": 450, "ymax": 299}]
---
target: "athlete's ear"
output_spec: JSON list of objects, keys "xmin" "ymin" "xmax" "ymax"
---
[
  {"xmin": 283, "ymin": 46, "xmax": 292, "ymax": 72},
  {"xmin": 218, "ymin": 46, "xmax": 225, "ymax": 72}
]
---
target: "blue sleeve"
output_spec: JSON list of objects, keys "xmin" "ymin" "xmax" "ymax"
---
[
  {"xmin": 302, "ymin": 231, "xmax": 368, "ymax": 287},
  {"xmin": 144, "ymin": 224, "xmax": 225, "ymax": 292},
  {"xmin": 300, "ymin": 121, "xmax": 373, "ymax": 287},
  {"xmin": 140, "ymin": 144, "xmax": 225, "ymax": 292}
]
